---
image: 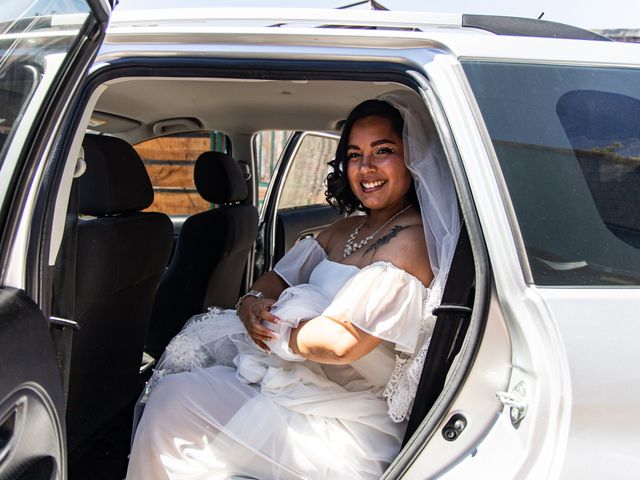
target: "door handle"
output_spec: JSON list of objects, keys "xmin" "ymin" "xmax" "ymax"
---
[{"xmin": 49, "ymin": 316, "xmax": 80, "ymax": 330}]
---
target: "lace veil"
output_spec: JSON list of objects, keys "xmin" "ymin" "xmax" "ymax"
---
[{"xmin": 379, "ymin": 91, "xmax": 461, "ymax": 422}]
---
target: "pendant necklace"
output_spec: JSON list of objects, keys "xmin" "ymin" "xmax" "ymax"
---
[{"xmin": 343, "ymin": 204, "xmax": 412, "ymax": 258}]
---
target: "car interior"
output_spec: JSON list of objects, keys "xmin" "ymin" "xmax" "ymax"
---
[{"xmin": 42, "ymin": 71, "xmax": 479, "ymax": 478}]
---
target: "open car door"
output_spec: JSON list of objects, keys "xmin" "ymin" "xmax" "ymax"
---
[
  {"xmin": 0, "ymin": 1, "xmax": 113, "ymax": 478},
  {"xmin": 258, "ymin": 131, "xmax": 343, "ymax": 272}
]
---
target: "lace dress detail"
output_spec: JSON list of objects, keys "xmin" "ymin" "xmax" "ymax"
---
[
  {"xmin": 384, "ymin": 285, "xmax": 440, "ymax": 422},
  {"xmin": 145, "ymin": 306, "xmax": 243, "ymax": 393}
]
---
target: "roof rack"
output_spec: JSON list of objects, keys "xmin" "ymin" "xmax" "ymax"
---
[
  {"xmin": 109, "ymin": 8, "xmax": 460, "ymax": 30},
  {"xmin": 109, "ymin": 8, "xmax": 612, "ymax": 42},
  {"xmin": 336, "ymin": 0, "xmax": 389, "ymax": 10},
  {"xmin": 462, "ymin": 14, "xmax": 610, "ymax": 41}
]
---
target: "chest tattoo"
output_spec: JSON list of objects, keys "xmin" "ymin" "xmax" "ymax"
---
[{"xmin": 363, "ymin": 225, "xmax": 409, "ymax": 255}]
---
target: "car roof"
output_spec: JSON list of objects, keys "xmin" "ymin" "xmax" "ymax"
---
[
  {"xmin": 105, "ymin": 8, "xmax": 640, "ymax": 65},
  {"xmin": 108, "ymin": 8, "xmax": 604, "ymax": 40},
  {"xmin": 93, "ymin": 8, "xmax": 640, "ymax": 143}
]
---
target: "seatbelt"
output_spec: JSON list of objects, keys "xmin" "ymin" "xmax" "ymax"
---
[{"xmin": 403, "ymin": 223, "xmax": 475, "ymax": 444}]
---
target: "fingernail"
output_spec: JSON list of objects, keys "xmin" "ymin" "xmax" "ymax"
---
[{"xmin": 270, "ymin": 333, "xmax": 280, "ymax": 339}]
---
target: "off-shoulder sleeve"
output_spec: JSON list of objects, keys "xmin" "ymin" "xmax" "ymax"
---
[
  {"xmin": 273, "ymin": 238, "xmax": 327, "ymax": 286},
  {"xmin": 321, "ymin": 262, "xmax": 427, "ymax": 354}
]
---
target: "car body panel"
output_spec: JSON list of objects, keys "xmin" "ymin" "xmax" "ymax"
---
[
  {"xmin": 540, "ymin": 288, "xmax": 640, "ymax": 479},
  {"xmin": 416, "ymin": 54, "xmax": 572, "ymax": 478},
  {"xmin": 103, "ymin": 8, "xmax": 640, "ymax": 66},
  {"xmin": 395, "ymin": 288, "xmax": 512, "ymax": 479}
]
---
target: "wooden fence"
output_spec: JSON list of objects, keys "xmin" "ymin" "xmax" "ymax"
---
[{"xmin": 135, "ymin": 131, "xmax": 291, "ymax": 216}]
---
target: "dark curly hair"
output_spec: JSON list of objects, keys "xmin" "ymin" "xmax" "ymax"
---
[{"xmin": 325, "ymin": 99, "xmax": 419, "ymax": 214}]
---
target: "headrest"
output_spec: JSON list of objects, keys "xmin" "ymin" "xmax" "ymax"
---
[
  {"xmin": 194, "ymin": 152, "xmax": 248, "ymax": 204},
  {"xmin": 79, "ymin": 135, "xmax": 154, "ymax": 215}
]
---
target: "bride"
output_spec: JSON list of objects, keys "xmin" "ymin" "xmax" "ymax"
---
[{"xmin": 126, "ymin": 93, "xmax": 459, "ymax": 480}]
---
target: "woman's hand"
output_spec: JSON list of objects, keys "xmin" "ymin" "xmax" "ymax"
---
[{"xmin": 238, "ymin": 296, "xmax": 281, "ymax": 352}]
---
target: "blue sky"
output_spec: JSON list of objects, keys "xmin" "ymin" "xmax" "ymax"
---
[{"xmin": 116, "ymin": 0, "xmax": 640, "ymax": 30}]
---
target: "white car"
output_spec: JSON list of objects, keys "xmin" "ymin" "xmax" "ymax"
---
[{"xmin": 1, "ymin": 1, "xmax": 639, "ymax": 479}]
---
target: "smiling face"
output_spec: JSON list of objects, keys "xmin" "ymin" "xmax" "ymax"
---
[{"xmin": 346, "ymin": 115, "xmax": 412, "ymax": 213}]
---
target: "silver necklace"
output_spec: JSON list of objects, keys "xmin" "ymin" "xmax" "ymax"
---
[{"xmin": 343, "ymin": 204, "xmax": 412, "ymax": 258}]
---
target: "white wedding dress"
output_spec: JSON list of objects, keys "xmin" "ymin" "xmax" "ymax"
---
[{"xmin": 126, "ymin": 238, "xmax": 434, "ymax": 480}]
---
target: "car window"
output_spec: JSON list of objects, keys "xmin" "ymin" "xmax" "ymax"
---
[
  {"xmin": 463, "ymin": 62, "xmax": 640, "ymax": 286},
  {"xmin": 254, "ymin": 130, "xmax": 293, "ymax": 206},
  {"xmin": 133, "ymin": 131, "xmax": 228, "ymax": 216},
  {"xmin": 0, "ymin": 1, "xmax": 91, "ymax": 170},
  {"xmin": 277, "ymin": 132, "xmax": 338, "ymax": 211}
]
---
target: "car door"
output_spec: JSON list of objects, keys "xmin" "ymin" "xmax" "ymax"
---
[
  {"xmin": 397, "ymin": 49, "xmax": 639, "ymax": 479},
  {"xmin": 0, "ymin": 1, "xmax": 113, "ymax": 478},
  {"xmin": 458, "ymin": 58, "xmax": 640, "ymax": 480},
  {"xmin": 258, "ymin": 131, "xmax": 343, "ymax": 272}
]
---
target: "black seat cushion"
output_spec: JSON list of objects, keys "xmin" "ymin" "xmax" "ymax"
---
[
  {"xmin": 66, "ymin": 135, "xmax": 173, "ymax": 450},
  {"xmin": 145, "ymin": 152, "xmax": 258, "ymax": 358},
  {"xmin": 194, "ymin": 151, "xmax": 248, "ymax": 204},
  {"xmin": 79, "ymin": 135, "xmax": 154, "ymax": 215}
]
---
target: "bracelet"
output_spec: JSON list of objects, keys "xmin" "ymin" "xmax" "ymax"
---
[{"xmin": 235, "ymin": 289, "xmax": 264, "ymax": 317}]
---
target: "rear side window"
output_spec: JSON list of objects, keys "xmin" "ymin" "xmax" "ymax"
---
[
  {"xmin": 278, "ymin": 132, "xmax": 337, "ymax": 210},
  {"xmin": 134, "ymin": 131, "xmax": 228, "ymax": 216},
  {"xmin": 463, "ymin": 62, "xmax": 640, "ymax": 286},
  {"xmin": 254, "ymin": 130, "xmax": 293, "ymax": 206}
]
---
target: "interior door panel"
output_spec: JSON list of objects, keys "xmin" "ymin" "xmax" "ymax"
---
[
  {"xmin": 262, "ymin": 131, "xmax": 340, "ymax": 268},
  {"xmin": 274, "ymin": 206, "xmax": 343, "ymax": 262},
  {"xmin": 0, "ymin": 288, "xmax": 65, "ymax": 480}
]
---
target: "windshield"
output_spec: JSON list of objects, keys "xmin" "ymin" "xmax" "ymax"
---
[
  {"xmin": 463, "ymin": 61, "xmax": 640, "ymax": 287},
  {"xmin": 0, "ymin": 0, "xmax": 91, "ymax": 170}
]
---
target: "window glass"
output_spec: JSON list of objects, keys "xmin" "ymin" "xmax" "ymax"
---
[
  {"xmin": 463, "ymin": 62, "xmax": 640, "ymax": 286},
  {"xmin": 254, "ymin": 130, "xmax": 293, "ymax": 205},
  {"xmin": 134, "ymin": 131, "xmax": 227, "ymax": 216},
  {"xmin": 278, "ymin": 133, "xmax": 338, "ymax": 210},
  {"xmin": 0, "ymin": 0, "xmax": 90, "ymax": 169}
]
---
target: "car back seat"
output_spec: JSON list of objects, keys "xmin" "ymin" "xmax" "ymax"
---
[
  {"xmin": 145, "ymin": 151, "xmax": 258, "ymax": 358},
  {"xmin": 66, "ymin": 134, "xmax": 173, "ymax": 450}
]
